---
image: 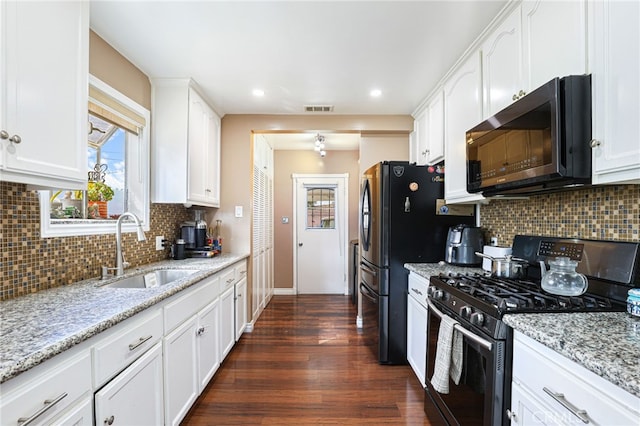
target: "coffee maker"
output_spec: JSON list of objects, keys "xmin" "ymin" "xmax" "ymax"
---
[{"xmin": 181, "ymin": 210, "xmax": 207, "ymax": 249}]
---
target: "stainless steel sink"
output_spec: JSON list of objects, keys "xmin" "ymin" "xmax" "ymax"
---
[{"xmin": 99, "ymin": 269, "xmax": 200, "ymax": 289}]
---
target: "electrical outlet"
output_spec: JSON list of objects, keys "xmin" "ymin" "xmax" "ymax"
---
[{"xmin": 156, "ymin": 236, "xmax": 165, "ymax": 250}]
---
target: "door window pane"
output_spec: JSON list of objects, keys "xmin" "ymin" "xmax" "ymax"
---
[{"xmin": 306, "ymin": 188, "xmax": 335, "ymax": 229}]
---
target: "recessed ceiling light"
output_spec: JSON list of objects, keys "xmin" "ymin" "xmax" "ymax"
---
[
  {"xmin": 252, "ymin": 89, "xmax": 265, "ymax": 97},
  {"xmin": 370, "ymin": 89, "xmax": 382, "ymax": 98}
]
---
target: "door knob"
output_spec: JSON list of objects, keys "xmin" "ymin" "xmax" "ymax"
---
[{"xmin": 298, "ymin": 243, "xmax": 303, "ymax": 247}]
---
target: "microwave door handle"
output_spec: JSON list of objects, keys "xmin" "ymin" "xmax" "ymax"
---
[{"xmin": 427, "ymin": 299, "xmax": 493, "ymax": 351}]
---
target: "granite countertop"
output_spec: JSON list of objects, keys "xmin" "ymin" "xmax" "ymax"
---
[
  {"xmin": 504, "ymin": 312, "xmax": 640, "ymax": 399},
  {"xmin": 404, "ymin": 261, "xmax": 485, "ymax": 278},
  {"xmin": 0, "ymin": 253, "xmax": 248, "ymax": 384},
  {"xmin": 405, "ymin": 262, "xmax": 640, "ymax": 400}
]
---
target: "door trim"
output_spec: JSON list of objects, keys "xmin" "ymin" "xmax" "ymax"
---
[{"xmin": 292, "ymin": 173, "xmax": 349, "ymax": 295}]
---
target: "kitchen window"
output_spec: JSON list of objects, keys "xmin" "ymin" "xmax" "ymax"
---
[{"xmin": 39, "ymin": 75, "xmax": 150, "ymax": 237}]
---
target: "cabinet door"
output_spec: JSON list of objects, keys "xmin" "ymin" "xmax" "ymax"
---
[
  {"xmin": 48, "ymin": 397, "xmax": 93, "ymax": 426},
  {"xmin": 590, "ymin": 0, "xmax": 640, "ymax": 184},
  {"xmin": 510, "ymin": 382, "xmax": 558, "ymax": 425},
  {"xmin": 197, "ymin": 298, "xmax": 220, "ymax": 391},
  {"xmin": 0, "ymin": 1, "xmax": 88, "ymax": 188},
  {"xmin": 482, "ymin": 5, "xmax": 523, "ymax": 118},
  {"xmin": 235, "ymin": 277, "xmax": 247, "ymax": 340},
  {"xmin": 187, "ymin": 88, "xmax": 209, "ymax": 204},
  {"xmin": 522, "ymin": 0, "xmax": 587, "ymax": 92},
  {"xmin": 426, "ymin": 90, "xmax": 445, "ymax": 164},
  {"xmin": 413, "ymin": 110, "xmax": 429, "ymax": 165},
  {"xmin": 204, "ymin": 110, "xmax": 221, "ymax": 206},
  {"xmin": 219, "ymin": 285, "xmax": 236, "ymax": 360},
  {"xmin": 406, "ymin": 295, "xmax": 427, "ymax": 387},
  {"xmin": 94, "ymin": 343, "xmax": 164, "ymax": 426},
  {"xmin": 443, "ymin": 50, "xmax": 485, "ymax": 204},
  {"xmin": 164, "ymin": 316, "xmax": 199, "ymax": 426}
]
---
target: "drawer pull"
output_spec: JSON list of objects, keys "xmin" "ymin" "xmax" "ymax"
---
[
  {"xmin": 128, "ymin": 335, "xmax": 152, "ymax": 351},
  {"xmin": 411, "ymin": 287, "xmax": 423, "ymax": 296},
  {"xmin": 543, "ymin": 387, "xmax": 590, "ymax": 423},
  {"xmin": 227, "ymin": 278, "xmax": 234, "ymax": 283},
  {"xmin": 17, "ymin": 392, "xmax": 68, "ymax": 425}
]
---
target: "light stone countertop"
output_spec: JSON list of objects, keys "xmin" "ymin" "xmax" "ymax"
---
[
  {"xmin": 503, "ymin": 312, "xmax": 640, "ymax": 399},
  {"xmin": 0, "ymin": 253, "xmax": 248, "ymax": 384},
  {"xmin": 405, "ymin": 262, "xmax": 640, "ymax": 399}
]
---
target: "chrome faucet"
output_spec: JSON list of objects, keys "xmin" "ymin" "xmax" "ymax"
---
[{"xmin": 114, "ymin": 212, "xmax": 147, "ymax": 276}]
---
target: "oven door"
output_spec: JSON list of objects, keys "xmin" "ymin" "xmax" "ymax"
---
[{"xmin": 424, "ymin": 299, "xmax": 510, "ymax": 426}]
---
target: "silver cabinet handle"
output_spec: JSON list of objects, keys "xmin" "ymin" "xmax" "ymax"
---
[
  {"xmin": 543, "ymin": 387, "xmax": 590, "ymax": 423},
  {"xmin": 589, "ymin": 139, "xmax": 601, "ymax": 148},
  {"xmin": 17, "ymin": 392, "xmax": 68, "ymax": 425},
  {"xmin": 0, "ymin": 130, "xmax": 8, "ymax": 139},
  {"xmin": 128, "ymin": 335, "xmax": 152, "ymax": 351},
  {"xmin": 196, "ymin": 326, "xmax": 206, "ymax": 336},
  {"xmin": 9, "ymin": 134, "xmax": 21, "ymax": 144},
  {"xmin": 512, "ymin": 94, "xmax": 518, "ymax": 101},
  {"xmin": 411, "ymin": 287, "xmax": 423, "ymax": 296},
  {"xmin": 104, "ymin": 415, "xmax": 115, "ymax": 425},
  {"xmin": 506, "ymin": 408, "xmax": 517, "ymax": 423}
]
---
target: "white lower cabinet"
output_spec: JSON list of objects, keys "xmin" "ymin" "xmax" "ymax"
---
[
  {"xmin": 220, "ymin": 283, "xmax": 236, "ymax": 360},
  {"xmin": 1, "ymin": 260, "xmax": 247, "ymax": 426},
  {"xmin": 0, "ymin": 348, "xmax": 92, "ymax": 426},
  {"xmin": 235, "ymin": 276, "xmax": 247, "ymax": 340},
  {"xmin": 407, "ymin": 272, "xmax": 429, "ymax": 387},
  {"xmin": 164, "ymin": 316, "xmax": 199, "ymax": 426},
  {"xmin": 94, "ymin": 342, "xmax": 164, "ymax": 426},
  {"xmin": 49, "ymin": 396, "xmax": 93, "ymax": 426},
  {"xmin": 510, "ymin": 331, "xmax": 640, "ymax": 425}
]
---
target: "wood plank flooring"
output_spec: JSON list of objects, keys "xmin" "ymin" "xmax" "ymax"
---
[{"xmin": 182, "ymin": 295, "xmax": 430, "ymax": 425}]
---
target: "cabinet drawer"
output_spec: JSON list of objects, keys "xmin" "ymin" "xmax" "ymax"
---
[
  {"xmin": 164, "ymin": 274, "xmax": 219, "ymax": 333},
  {"xmin": 513, "ymin": 332, "xmax": 640, "ymax": 424},
  {"xmin": 0, "ymin": 350, "xmax": 91, "ymax": 426},
  {"xmin": 234, "ymin": 261, "xmax": 247, "ymax": 282},
  {"xmin": 220, "ymin": 267, "xmax": 236, "ymax": 291},
  {"xmin": 93, "ymin": 308, "xmax": 163, "ymax": 387}
]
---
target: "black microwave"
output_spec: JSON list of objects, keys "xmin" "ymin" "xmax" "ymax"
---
[{"xmin": 466, "ymin": 75, "xmax": 592, "ymax": 196}]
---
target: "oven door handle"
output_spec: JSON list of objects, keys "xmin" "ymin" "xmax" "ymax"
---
[{"xmin": 427, "ymin": 299, "xmax": 493, "ymax": 352}]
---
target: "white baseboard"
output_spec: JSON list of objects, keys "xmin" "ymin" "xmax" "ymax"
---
[{"xmin": 274, "ymin": 288, "xmax": 296, "ymax": 295}]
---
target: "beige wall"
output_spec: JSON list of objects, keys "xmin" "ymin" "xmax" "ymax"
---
[
  {"xmin": 359, "ymin": 133, "xmax": 410, "ymax": 175},
  {"xmin": 217, "ymin": 114, "xmax": 413, "ymax": 255},
  {"xmin": 89, "ymin": 30, "xmax": 151, "ymax": 110},
  {"xmin": 273, "ymin": 150, "xmax": 360, "ymax": 289}
]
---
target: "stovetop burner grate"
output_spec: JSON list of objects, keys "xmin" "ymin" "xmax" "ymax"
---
[{"xmin": 435, "ymin": 273, "xmax": 625, "ymax": 317}]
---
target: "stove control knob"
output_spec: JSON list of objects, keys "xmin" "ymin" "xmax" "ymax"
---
[
  {"xmin": 460, "ymin": 306, "xmax": 472, "ymax": 319},
  {"xmin": 470, "ymin": 312, "xmax": 485, "ymax": 326},
  {"xmin": 433, "ymin": 289, "xmax": 445, "ymax": 300}
]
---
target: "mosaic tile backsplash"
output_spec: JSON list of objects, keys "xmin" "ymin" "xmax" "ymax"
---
[
  {"xmin": 481, "ymin": 184, "xmax": 640, "ymax": 246},
  {"xmin": 2, "ymin": 181, "xmax": 639, "ymax": 301},
  {"xmin": 1, "ymin": 182, "xmax": 192, "ymax": 300}
]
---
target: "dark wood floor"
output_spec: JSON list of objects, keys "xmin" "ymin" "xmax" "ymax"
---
[{"xmin": 182, "ymin": 295, "xmax": 430, "ymax": 425}]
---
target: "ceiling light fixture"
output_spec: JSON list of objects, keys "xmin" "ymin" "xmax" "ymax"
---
[
  {"xmin": 252, "ymin": 89, "xmax": 265, "ymax": 97},
  {"xmin": 370, "ymin": 89, "xmax": 382, "ymax": 97},
  {"xmin": 314, "ymin": 133, "xmax": 326, "ymax": 157}
]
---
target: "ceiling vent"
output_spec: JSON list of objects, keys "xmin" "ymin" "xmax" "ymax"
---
[{"xmin": 304, "ymin": 105, "xmax": 334, "ymax": 113}]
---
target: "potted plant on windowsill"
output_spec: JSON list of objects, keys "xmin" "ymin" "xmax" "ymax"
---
[{"xmin": 87, "ymin": 181, "xmax": 114, "ymax": 219}]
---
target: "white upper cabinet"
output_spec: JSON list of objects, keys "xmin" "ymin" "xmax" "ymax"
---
[
  {"xmin": 589, "ymin": 0, "xmax": 640, "ymax": 185},
  {"xmin": 443, "ymin": 51, "xmax": 485, "ymax": 204},
  {"xmin": 483, "ymin": 1, "xmax": 587, "ymax": 118},
  {"xmin": 411, "ymin": 89, "xmax": 444, "ymax": 166},
  {"xmin": 0, "ymin": 0, "xmax": 88, "ymax": 189},
  {"xmin": 151, "ymin": 79, "xmax": 221, "ymax": 207}
]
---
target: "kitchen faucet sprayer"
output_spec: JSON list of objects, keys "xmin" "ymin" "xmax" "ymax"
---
[{"xmin": 114, "ymin": 212, "xmax": 146, "ymax": 276}]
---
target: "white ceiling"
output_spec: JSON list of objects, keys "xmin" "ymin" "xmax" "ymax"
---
[{"xmin": 89, "ymin": 0, "xmax": 508, "ymax": 149}]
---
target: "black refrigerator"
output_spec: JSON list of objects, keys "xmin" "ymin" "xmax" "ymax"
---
[{"xmin": 359, "ymin": 161, "xmax": 475, "ymax": 364}]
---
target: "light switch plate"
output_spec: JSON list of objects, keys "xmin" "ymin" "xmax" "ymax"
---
[
  {"xmin": 235, "ymin": 206, "xmax": 243, "ymax": 217},
  {"xmin": 156, "ymin": 236, "xmax": 165, "ymax": 250}
]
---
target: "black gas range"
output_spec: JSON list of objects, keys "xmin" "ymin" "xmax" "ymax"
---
[{"xmin": 424, "ymin": 235, "xmax": 640, "ymax": 426}]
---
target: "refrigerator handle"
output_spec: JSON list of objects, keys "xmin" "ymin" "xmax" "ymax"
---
[{"xmin": 359, "ymin": 262, "xmax": 377, "ymax": 277}]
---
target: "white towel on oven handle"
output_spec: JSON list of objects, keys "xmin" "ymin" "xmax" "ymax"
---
[{"xmin": 430, "ymin": 313, "xmax": 463, "ymax": 394}]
